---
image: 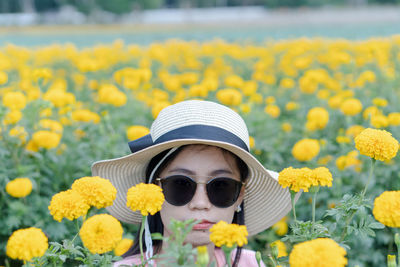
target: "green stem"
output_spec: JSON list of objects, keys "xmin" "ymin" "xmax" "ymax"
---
[
  {"xmin": 361, "ymin": 158, "xmax": 376, "ymax": 198},
  {"xmin": 268, "ymin": 256, "xmax": 277, "ymax": 267},
  {"xmin": 222, "ymin": 246, "xmax": 233, "ymax": 267},
  {"xmin": 139, "ymin": 216, "xmax": 147, "ymax": 263},
  {"xmin": 394, "ymin": 232, "xmax": 400, "ymax": 267},
  {"xmin": 311, "ymin": 186, "xmax": 319, "ymax": 235},
  {"xmin": 290, "ymin": 190, "xmax": 297, "ymax": 222}
]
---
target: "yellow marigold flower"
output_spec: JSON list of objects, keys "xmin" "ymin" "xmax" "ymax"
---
[
  {"xmin": 306, "ymin": 107, "xmax": 329, "ymax": 130},
  {"xmin": 48, "ymin": 189, "xmax": 90, "ymax": 222},
  {"xmin": 370, "ymin": 114, "xmax": 389, "ymax": 128},
  {"xmin": 25, "ymin": 140, "xmax": 39, "ymax": 152},
  {"xmin": 114, "ymin": 238, "xmax": 134, "ymax": 256},
  {"xmin": 79, "ymin": 214, "xmax": 123, "ymax": 254},
  {"xmin": 328, "ymin": 95, "xmax": 343, "ymax": 109},
  {"xmin": 32, "ymin": 130, "xmax": 61, "ymax": 149},
  {"xmin": 388, "ymin": 112, "xmax": 400, "ymax": 126},
  {"xmin": 249, "ymin": 136, "xmax": 255, "ymax": 149},
  {"xmin": 340, "ymin": 98, "xmax": 363, "ymax": 116},
  {"xmin": 39, "ymin": 119, "xmax": 63, "ymax": 133},
  {"xmin": 152, "ymin": 101, "xmax": 170, "ymax": 119},
  {"xmin": 346, "ymin": 125, "xmax": 365, "ymax": 139},
  {"xmin": 289, "ymin": 238, "xmax": 347, "ymax": 267},
  {"xmin": 363, "ymin": 106, "xmax": 381, "ymax": 120},
  {"xmin": 3, "ymin": 110, "xmax": 22, "ymax": 125},
  {"xmin": 6, "ymin": 178, "xmax": 32, "ymax": 198},
  {"xmin": 43, "ymin": 89, "xmax": 75, "ymax": 108},
  {"xmin": 239, "ymin": 103, "xmax": 251, "ymax": 114},
  {"xmin": 317, "ymin": 155, "xmax": 333, "ymax": 166},
  {"xmin": 216, "ymin": 88, "xmax": 242, "ymax": 106},
  {"xmin": 33, "ymin": 68, "xmax": 52, "ymax": 83},
  {"xmin": 285, "ymin": 101, "xmax": 299, "ymax": 111},
  {"xmin": 278, "ymin": 167, "xmax": 313, "ymax": 192},
  {"xmin": 71, "ymin": 109, "xmax": 100, "ymax": 124},
  {"xmin": 0, "ymin": 70, "xmax": 8, "ymax": 85},
  {"xmin": 278, "ymin": 166, "xmax": 332, "ymax": 192},
  {"xmin": 372, "ymin": 191, "xmax": 400, "ymax": 227},
  {"xmin": 280, "ymin": 77, "xmax": 295, "ymax": 88},
  {"xmin": 6, "ymin": 227, "xmax": 48, "ymax": 262},
  {"xmin": 336, "ymin": 136, "xmax": 351, "ymax": 144},
  {"xmin": 126, "ymin": 183, "xmax": 164, "ymax": 216},
  {"xmin": 209, "ymin": 221, "xmax": 248, "ymax": 248},
  {"xmin": 272, "ymin": 217, "xmax": 288, "ymax": 236},
  {"xmin": 271, "ymin": 240, "xmax": 287, "ymax": 257},
  {"xmin": 264, "ymin": 105, "xmax": 280, "ymax": 118},
  {"xmin": 265, "ymin": 96, "xmax": 276, "ymax": 104},
  {"xmin": 281, "ymin": 122, "xmax": 292, "ymax": 132},
  {"xmin": 9, "ymin": 126, "xmax": 27, "ymax": 143},
  {"xmin": 71, "ymin": 176, "xmax": 117, "ymax": 209},
  {"xmin": 317, "ymin": 89, "xmax": 330, "ymax": 99},
  {"xmin": 372, "ymin": 97, "xmax": 388, "ymax": 107},
  {"xmin": 3, "ymin": 91, "xmax": 26, "ymax": 110},
  {"xmin": 355, "ymin": 128, "xmax": 399, "ymax": 161},
  {"xmin": 292, "ymin": 138, "xmax": 320, "ymax": 162},
  {"xmin": 98, "ymin": 84, "xmax": 127, "ymax": 107},
  {"xmin": 224, "ymin": 75, "xmax": 244, "ymax": 88},
  {"xmin": 310, "ymin": 167, "xmax": 333, "ymax": 187},
  {"xmin": 126, "ymin": 125, "xmax": 150, "ymax": 141}
]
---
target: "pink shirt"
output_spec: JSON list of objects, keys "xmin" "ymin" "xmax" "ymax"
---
[{"xmin": 114, "ymin": 248, "xmax": 266, "ymax": 267}]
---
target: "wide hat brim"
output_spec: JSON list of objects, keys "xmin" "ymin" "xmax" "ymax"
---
[{"xmin": 92, "ymin": 138, "xmax": 300, "ymax": 236}]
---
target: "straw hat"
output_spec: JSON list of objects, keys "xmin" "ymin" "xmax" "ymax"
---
[{"xmin": 92, "ymin": 100, "xmax": 299, "ymax": 236}]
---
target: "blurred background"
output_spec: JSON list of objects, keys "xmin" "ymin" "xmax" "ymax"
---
[{"xmin": 0, "ymin": 0, "xmax": 400, "ymax": 46}]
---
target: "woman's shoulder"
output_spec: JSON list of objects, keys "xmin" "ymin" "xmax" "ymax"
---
[
  {"xmin": 215, "ymin": 248, "xmax": 266, "ymax": 267},
  {"xmin": 113, "ymin": 255, "xmax": 156, "ymax": 267}
]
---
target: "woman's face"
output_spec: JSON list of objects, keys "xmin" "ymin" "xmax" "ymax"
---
[{"xmin": 158, "ymin": 145, "xmax": 245, "ymax": 247}]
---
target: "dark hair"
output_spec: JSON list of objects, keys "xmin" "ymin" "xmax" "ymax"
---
[{"xmin": 124, "ymin": 145, "xmax": 249, "ymax": 267}]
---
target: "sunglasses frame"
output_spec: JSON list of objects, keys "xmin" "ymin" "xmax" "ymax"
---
[{"xmin": 156, "ymin": 175, "xmax": 246, "ymax": 208}]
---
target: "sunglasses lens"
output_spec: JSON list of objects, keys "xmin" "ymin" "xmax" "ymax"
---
[
  {"xmin": 207, "ymin": 178, "xmax": 242, "ymax": 208},
  {"xmin": 161, "ymin": 175, "xmax": 196, "ymax": 206}
]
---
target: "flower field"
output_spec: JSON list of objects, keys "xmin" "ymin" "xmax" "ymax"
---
[{"xmin": 1, "ymin": 37, "xmax": 400, "ymax": 266}]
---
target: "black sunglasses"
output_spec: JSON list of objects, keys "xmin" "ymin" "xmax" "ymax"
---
[{"xmin": 156, "ymin": 175, "xmax": 245, "ymax": 208}]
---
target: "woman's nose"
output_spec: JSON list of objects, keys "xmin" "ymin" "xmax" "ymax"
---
[{"xmin": 188, "ymin": 184, "xmax": 212, "ymax": 210}]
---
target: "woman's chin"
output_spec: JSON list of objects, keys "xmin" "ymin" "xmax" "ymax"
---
[{"xmin": 185, "ymin": 230, "xmax": 211, "ymax": 246}]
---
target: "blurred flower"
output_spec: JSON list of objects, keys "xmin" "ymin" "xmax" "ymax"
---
[
  {"xmin": 71, "ymin": 109, "xmax": 100, "ymax": 124},
  {"xmin": 210, "ymin": 221, "xmax": 248, "ymax": 248},
  {"xmin": 79, "ymin": 214, "xmax": 123, "ymax": 254},
  {"xmin": 0, "ymin": 70, "xmax": 8, "ymax": 85},
  {"xmin": 126, "ymin": 125, "xmax": 150, "ymax": 141},
  {"xmin": 9, "ymin": 126, "xmax": 27, "ymax": 143},
  {"xmin": 270, "ymin": 240, "xmax": 287, "ymax": 257},
  {"xmin": 388, "ymin": 112, "xmax": 400, "ymax": 126},
  {"xmin": 126, "ymin": 183, "xmax": 164, "ymax": 216},
  {"xmin": 306, "ymin": 107, "xmax": 329, "ymax": 131},
  {"xmin": 336, "ymin": 151, "xmax": 362, "ymax": 171},
  {"xmin": 281, "ymin": 122, "xmax": 292, "ymax": 132},
  {"xmin": 355, "ymin": 128, "xmax": 399, "ymax": 161},
  {"xmin": 6, "ymin": 178, "xmax": 32, "ymax": 198},
  {"xmin": 336, "ymin": 135, "xmax": 351, "ymax": 144},
  {"xmin": 216, "ymin": 88, "xmax": 242, "ymax": 106},
  {"xmin": 345, "ymin": 125, "xmax": 365, "ymax": 139},
  {"xmin": 372, "ymin": 97, "xmax": 388, "ymax": 107},
  {"xmin": 6, "ymin": 227, "xmax": 48, "ymax": 262},
  {"xmin": 265, "ymin": 96, "xmax": 276, "ymax": 104},
  {"xmin": 285, "ymin": 101, "xmax": 299, "ymax": 111},
  {"xmin": 289, "ymin": 238, "xmax": 347, "ymax": 267},
  {"xmin": 292, "ymin": 138, "xmax": 320, "ymax": 162},
  {"xmin": 32, "ymin": 130, "xmax": 61, "ymax": 149},
  {"xmin": 196, "ymin": 245, "xmax": 209, "ymax": 266},
  {"xmin": 3, "ymin": 110, "xmax": 22, "ymax": 125},
  {"xmin": 39, "ymin": 119, "xmax": 63, "ymax": 133},
  {"xmin": 363, "ymin": 106, "xmax": 381, "ymax": 120},
  {"xmin": 264, "ymin": 105, "xmax": 280, "ymax": 118},
  {"xmin": 71, "ymin": 176, "xmax": 117, "ymax": 209},
  {"xmin": 98, "ymin": 84, "xmax": 127, "ymax": 107},
  {"xmin": 3, "ymin": 91, "xmax": 26, "ymax": 110},
  {"xmin": 372, "ymin": 191, "xmax": 400, "ymax": 227},
  {"xmin": 370, "ymin": 114, "xmax": 389, "ymax": 128},
  {"xmin": 114, "ymin": 238, "xmax": 134, "ymax": 256},
  {"xmin": 340, "ymin": 98, "xmax": 362, "ymax": 116},
  {"xmin": 249, "ymin": 136, "xmax": 255, "ymax": 149},
  {"xmin": 48, "ymin": 189, "xmax": 90, "ymax": 222},
  {"xmin": 152, "ymin": 101, "xmax": 170, "ymax": 119},
  {"xmin": 272, "ymin": 217, "xmax": 288, "ymax": 236}
]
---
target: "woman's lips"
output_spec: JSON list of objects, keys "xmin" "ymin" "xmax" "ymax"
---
[{"xmin": 193, "ymin": 220, "xmax": 214, "ymax": 230}]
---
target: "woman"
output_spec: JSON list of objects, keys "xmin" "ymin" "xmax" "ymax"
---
[{"xmin": 92, "ymin": 100, "xmax": 297, "ymax": 266}]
